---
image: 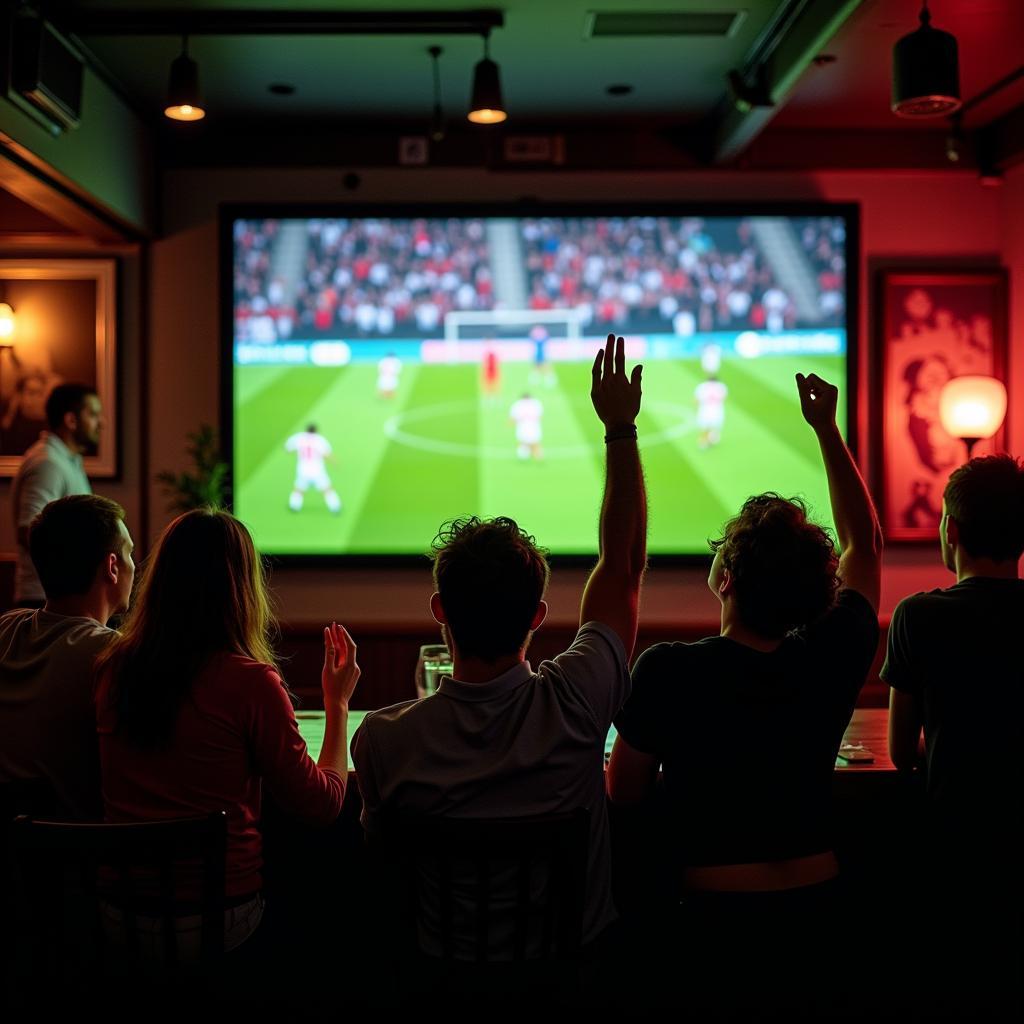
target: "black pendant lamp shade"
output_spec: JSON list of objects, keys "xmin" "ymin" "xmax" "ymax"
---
[
  {"xmin": 468, "ymin": 35, "xmax": 506, "ymax": 124},
  {"xmin": 165, "ymin": 38, "xmax": 205, "ymax": 121},
  {"xmin": 892, "ymin": 3, "xmax": 961, "ymax": 118}
]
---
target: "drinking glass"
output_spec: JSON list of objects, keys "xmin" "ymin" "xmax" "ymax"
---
[{"xmin": 415, "ymin": 644, "xmax": 452, "ymax": 699}]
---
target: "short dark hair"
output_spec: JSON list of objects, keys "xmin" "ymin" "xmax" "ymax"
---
[
  {"xmin": 45, "ymin": 384, "xmax": 96, "ymax": 432},
  {"xmin": 943, "ymin": 455, "xmax": 1024, "ymax": 562},
  {"xmin": 29, "ymin": 495, "xmax": 127, "ymax": 599},
  {"xmin": 711, "ymin": 493, "xmax": 840, "ymax": 638},
  {"xmin": 432, "ymin": 517, "xmax": 550, "ymax": 663}
]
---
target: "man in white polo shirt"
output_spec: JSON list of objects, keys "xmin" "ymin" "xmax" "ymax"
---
[
  {"xmin": 11, "ymin": 384, "xmax": 101, "ymax": 606},
  {"xmin": 353, "ymin": 333, "xmax": 647, "ymax": 956}
]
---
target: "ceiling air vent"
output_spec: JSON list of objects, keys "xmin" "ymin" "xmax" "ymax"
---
[{"xmin": 584, "ymin": 10, "xmax": 745, "ymax": 38}]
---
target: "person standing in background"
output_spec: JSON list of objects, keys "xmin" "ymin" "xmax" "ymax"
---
[{"xmin": 11, "ymin": 384, "xmax": 101, "ymax": 607}]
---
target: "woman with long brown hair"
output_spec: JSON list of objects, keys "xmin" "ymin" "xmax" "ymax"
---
[{"xmin": 94, "ymin": 508, "xmax": 358, "ymax": 955}]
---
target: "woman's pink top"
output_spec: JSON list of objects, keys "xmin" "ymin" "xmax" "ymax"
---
[{"xmin": 96, "ymin": 652, "xmax": 344, "ymax": 899}]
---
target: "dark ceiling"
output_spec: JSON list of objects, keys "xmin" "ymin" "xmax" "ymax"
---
[
  {"xmin": 49, "ymin": 0, "xmax": 1022, "ymax": 133},
  {"xmin": 0, "ymin": 0, "xmax": 1003, "ymax": 181}
]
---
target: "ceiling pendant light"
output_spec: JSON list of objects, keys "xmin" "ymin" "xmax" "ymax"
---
[
  {"xmin": 892, "ymin": 1, "xmax": 961, "ymax": 118},
  {"xmin": 468, "ymin": 31, "xmax": 506, "ymax": 124},
  {"xmin": 165, "ymin": 34, "xmax": 206, "ymax": 122},
  {"xmin": 429, "ymin": 45, "xmax": 445, "ymax": 142}
]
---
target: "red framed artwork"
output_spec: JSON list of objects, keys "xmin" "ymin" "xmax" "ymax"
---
[{"xmin": 874, "ymin": 268, "xmax": 1008, "ymax": 542}]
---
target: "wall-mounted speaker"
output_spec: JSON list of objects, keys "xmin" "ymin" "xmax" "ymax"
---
[{"xmin": 9, "ymin": 12, "xmax": 84, "ymax": 133}]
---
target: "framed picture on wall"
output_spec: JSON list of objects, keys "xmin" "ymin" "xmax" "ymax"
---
[
  {"xmin": 0, "ymin": 258, "xmax": 117, "ymax": 477},
  {"xmin": 874, "ymin": 268, "xmax": 1008, "ymax": 542}
]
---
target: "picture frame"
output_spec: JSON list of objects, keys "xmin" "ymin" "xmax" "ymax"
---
[
  {"xmin": 0, "ymin": 258, "xmax": 117, "ymax": 477},
  {"xmin": 873, "ymin": 267, "xmax": 1008, "ymax": 542}
]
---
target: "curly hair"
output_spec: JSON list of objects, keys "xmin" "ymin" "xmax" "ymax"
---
[
  {"xmin": 943, "ymin": 455, "xmax": 1024, "ymax": 562},
  {"xmin": 711, "ymin": 493, "xmax": 840, "ymax": 637},
  {"xmin": 432, "ymin": 516, "xmax": 550, "ymax": 663}
]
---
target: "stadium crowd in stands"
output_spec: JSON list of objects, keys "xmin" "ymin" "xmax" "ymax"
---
[
  {"xmin": 519, "ymin": 216, "xmax": 799, "ymax": 336},
  {"xmin": 235, "ymin": 218, "xmax": 494, "ymax": 342},
  {"xmin": 234, "ymin": 220, "xmax": 283, "ymax": 343},
  {"xmin": 233, "ymin": 216, "xmax": 846, "ymax": 342},
  {"xmin": 800, "ymin": 218, "xmax": 847, "ymax": 326}
]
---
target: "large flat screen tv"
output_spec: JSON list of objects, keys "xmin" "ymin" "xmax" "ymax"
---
[{"xmin": 222, "ymin": 203, "xmax": 857, "ymax": 561}]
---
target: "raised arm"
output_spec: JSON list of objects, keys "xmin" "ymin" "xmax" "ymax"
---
[
  {"xmin": 318, "ymin": 622, "xmax": 361, "ymax": 789},
  {"xmin": 579, "ymin": 334, "xmax": 647, "ymax": 659},
  {"xmin": 795, "ymin": 373, "xmax": 883, "ymax": 612}
]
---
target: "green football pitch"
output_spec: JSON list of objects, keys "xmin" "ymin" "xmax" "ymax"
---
[{"xmin": 234, "ymin": 354, "xmax": 846, "ymax": 556}]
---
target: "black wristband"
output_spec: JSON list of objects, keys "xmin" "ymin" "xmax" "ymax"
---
[{"xmin": 604, "ymin": 425, "xmax": 638, "ymax": 444}]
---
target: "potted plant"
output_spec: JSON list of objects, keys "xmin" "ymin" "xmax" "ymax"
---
[{"xmin": 156, "ymin": 424, "xmax": 229, "ymax": 512}]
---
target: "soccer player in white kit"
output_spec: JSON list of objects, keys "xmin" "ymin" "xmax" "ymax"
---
[
  {"xmin": 285, "ymin": 424, "xmax": 342, "ymax": 513},
  {"xmin": 695, "ymin": 376, "xmax": 728, "ymax": 449},
  {"xmin": 509, "ymin": 393, "xmax": 544, "ymax": 461},
  {"xmin": 377, "ymin": 353, "xmax": 402, "ymax": 399}
]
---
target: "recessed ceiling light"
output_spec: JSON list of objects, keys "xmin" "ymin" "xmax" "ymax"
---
[
  {"xmin": 268, "ymin": 83, "xmax": 296, "ymax": 96},
  {"xmin": 606, "ymin": 84, "xmax": 634, "ymax": 96}
]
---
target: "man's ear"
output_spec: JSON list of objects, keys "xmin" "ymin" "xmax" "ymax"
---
[
  {"xmin": 944, "ymin": 514, "xmax": 960, "ymax": 549},
  {"xmin": 429, "ymin": 591, "xmax": 447, "ymax": 625},
  {"xmin": 104, "ymin": 552, "xmax": 119, "ymax": 584},
  {"xmin": 718, "ymin": 567, "xmax": 734, "ymax": 598},
  {"xmin": 530, "ymin": 600, "xmax": 548, "ymax": 631}
]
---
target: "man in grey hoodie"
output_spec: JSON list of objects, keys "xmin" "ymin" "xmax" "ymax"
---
[{"xmin": 0, "ymin": 495, "xmax": 135, "ymax": 819}]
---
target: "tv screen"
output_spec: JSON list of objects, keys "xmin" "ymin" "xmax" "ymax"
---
[{"xmin": 225, "ymin": 205, "xmax": 855, "ymax": 559}]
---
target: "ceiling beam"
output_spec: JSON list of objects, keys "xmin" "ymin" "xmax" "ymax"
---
[
  {"xmin": 706, "ymin": 0, "xmax": 864, "ymax": 164},
  {"xmin": 0, "ymin": 138, "xmax": 139, "ymax": 242},
  {"xmin": 65, "ymin": 8, "xmax": 505, "ymax": 37}
]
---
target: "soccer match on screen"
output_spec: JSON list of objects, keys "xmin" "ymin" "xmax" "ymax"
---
[{"xmin": 230, "ymin": 212, "xmax": 849, "ymax": 557}]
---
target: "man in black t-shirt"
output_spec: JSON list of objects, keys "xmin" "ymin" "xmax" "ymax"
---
[
  {"xmin": 883, "ymin": 454, "xmax": 1023, "ymax": 821},
  {"xmin": 607, "ymin": 374, "xmax": 881, "ymax": 1013},
  {"xmin": 882, "ymin": 455, "xmax": 1023, "ymax": 1012},
  {"xmin": 609, "ymin": 373, "xmax": 882, "ymax": 883}
]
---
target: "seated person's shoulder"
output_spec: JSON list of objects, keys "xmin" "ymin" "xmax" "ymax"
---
[
  {"xmin": 891, "ymin": 585, "xmax": 957, "ymax": 621},
  {"xmin": 352, "ymin": 699, "xmax": 422, "ymax": 771},
  {"xmin": 543, "ymin": 620, "xmax": 632, "ymax": 693},
  {"xmin": 212, "ymin": 653, "xmax": 286, "ymax": 696},
  {"xmin": 632, "ymin": 640, "xmax": 684, "ymax": 676},
  {"xmin": 361, "ymin": 698, "xmax": 423, "ymax": 735},
  {"xmin": 538, "ymin": 621, "xmax": 633, "ymax": 726},
  {"xmin": 561, "ymin": 620, "xmax": 629, "ymax": 668},
  {"xmin": 0, "ymin": 607, "xmax": 34, "ymax": 634},
  {"xmin": 806, "ymin": 586, "xmax": 880, "ymax": 642},
  {"xmin": 3, "ymin": 608, "xmax": 115, "ymax": 650}
]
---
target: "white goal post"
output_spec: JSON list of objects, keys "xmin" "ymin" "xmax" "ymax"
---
[{"xmin": 444, "ymin": 308, "xmax": 584, "ymax": 343}]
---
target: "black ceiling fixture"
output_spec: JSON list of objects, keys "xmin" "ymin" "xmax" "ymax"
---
[
  {"xmin": 892, "ymin": 1, "xmax": 961, "ymax": 118},
  {"xmin": 268, "ymin": 83, "xmax": 295, "ymax": 96},
  {"xmin": 725, "ymin": 67, "xmax": 772, "ymax": 114},
  {"xmin": 164, "ymin": 35, "xmax": 204, "ymax": 121},
  {"xmin": 467, "ymin": 30, "xmax": 505, "ymax": 124},
  {"xmin": 606, "ymin": 84, "xmax": 634, "ymax": 97},
  {"xmin": 428, "ymin": 45, "xmax": 445, "ymax": 142}
]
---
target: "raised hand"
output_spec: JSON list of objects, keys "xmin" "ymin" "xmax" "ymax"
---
[
  {"xmin": 321, "ymin": 621, "xmax": 360, "ymax": 708},
  {"xmin": 591, "ymin": 333, "xmax": 643, "ymax": 429},
  {"xmin": 795, "ymin": 372, "xmax": 838, "ymax": 432}
]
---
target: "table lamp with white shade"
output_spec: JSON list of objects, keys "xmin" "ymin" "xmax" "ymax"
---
[{"xmin": 938, "ymin": 375, "xmax": 1007, "ymax": 459}]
